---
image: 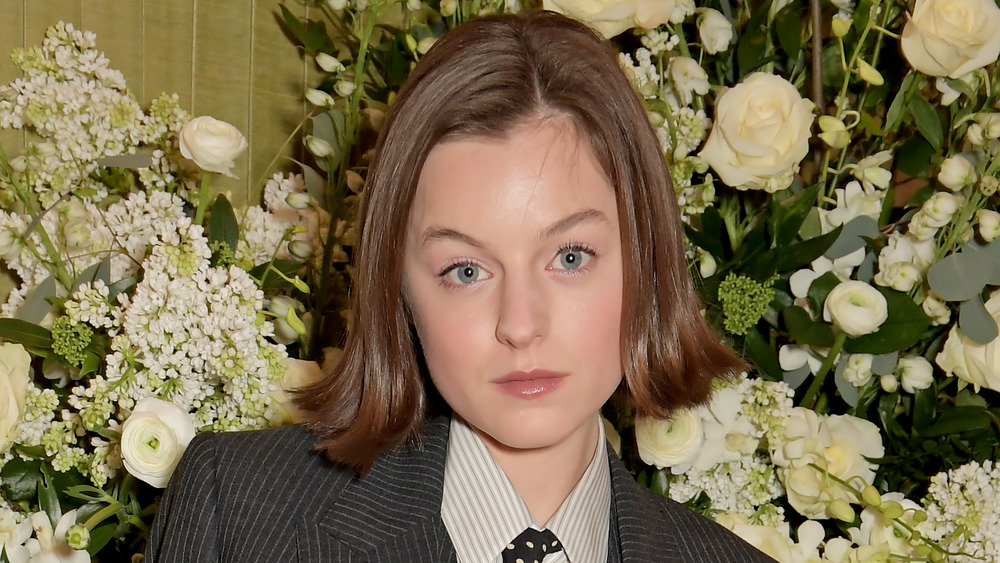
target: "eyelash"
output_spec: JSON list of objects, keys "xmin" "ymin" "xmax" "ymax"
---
[{"xmin": 435, "ymin": 242, "xmax": 598, "ymax": 288}]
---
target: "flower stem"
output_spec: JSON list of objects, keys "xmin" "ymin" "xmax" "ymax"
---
[
  {"xmin": 800, "ymin": 331, "xmax": 847, "ymax": 408},
  {"xmin": 193, "ymin": 174, "xmax": 212, "ymax": 225}
]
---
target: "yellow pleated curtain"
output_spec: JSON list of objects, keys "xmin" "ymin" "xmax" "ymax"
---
[{"xmin": 0, "ymin": 0, "xmax": 321, "ymax": 206}]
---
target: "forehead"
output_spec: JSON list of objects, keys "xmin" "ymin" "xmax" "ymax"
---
[{"xmin": 408, "ymin": 119, "xmax": 618, "ymax": 235}]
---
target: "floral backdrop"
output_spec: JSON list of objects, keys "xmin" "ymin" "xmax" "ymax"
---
[{"xmin": 2, "ymin": 0, "xmax": 1000, "ymax": 561}]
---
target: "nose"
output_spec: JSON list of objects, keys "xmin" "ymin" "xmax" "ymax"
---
[{"xmin": 495, "ymin": 272, "xmax": 547, "ymax": 349}]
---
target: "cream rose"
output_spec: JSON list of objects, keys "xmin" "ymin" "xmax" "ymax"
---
[
  {"xmin": 900, "ymin": 0, "xmax": 1000, "ymax": 79},
  {"xmin": 179, "ymin": 116, "xmax": 248, "ymax": 177},
  {"xmin": 0, "ymin": 343, "xmax": 31, "ymax": 454},
  {"xmin": 698, "ymin": 73, "xmax": 815, "ymax": 192},
  {"xmin": 120, "ymin": 397, "xmax": 196, "ymax": 488},
  {"xmin": 823, "ymin": 281, "xmax": 888, "ymax": 337},
  {"xmin": 542, "ymin": 0, "xmax": 673, "ymax": 39},
  {"xmin": 635, "ymin": 409, "xmax": 704, "ymax": 471},
  {"xmin": 935, "ymin": 291, "xmax": 1000, "ymax": 391},
  {"xmin": 270, "ymin": 357, "xmax": 328, "ymax": 424}
]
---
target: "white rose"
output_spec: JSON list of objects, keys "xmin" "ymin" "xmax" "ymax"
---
[
  {"xmin": 542, "ymin": 0, "xmax": 674, "ymax": 38},
  {"xmin": 873, "ymin": 261, "xmax": 921, "ymax": 293},
  {"xmin": 878, "ymin": 232, "xmax": 935, "ymax": 272},
  {"xmin": 937, "ymin": 155, "xmax": 977, "ymax": 191},
  {"xmin": 843, "ymin": 354, "xmax": 874, "ymax": 387},
  {"xmin": 669, "ymin": 57, "xmax": 709, "ymax": 106},
  {"xmin": 698, "ymin": 73, "xmax": 815, "ymax": 192},
  {"xmin": 179, "ymin": 116, "xmax": 248, "ymax": 177},
  {"xmin": 920, "ymin": 192, "xmax": 963, "ymax": 227},
  {"xmin": 120, "ymin": 398, "xmax": 196, "ymax": 488},
  {"xmin": 698, "ymin": 9, "xmax": 733, "ymax": 54},
  {"xmin": 977, "ymin": 209, "xmax": 1000, "ymax": 242},
  {"xmin": 897, "ymin": 355, "xmax": 934, "ymax": 394},
  {"xmin": 935, "ymin": 291, "xmax": 1000, "ymax": 391},
  {"xmin": 635, "ymin": 409, "xmax": 704, "ymax": 470},
  {"xmin": 0, "ymin": 343, "xmax": 31, "ymax": 454},
  {"xmin": 823, "ymin": 281, "xmax": 889, "ymax": 337},
  {"xmin": 270, "ymin": 357, "xmax": 327, "ymax": 424},
  {"xmin": 900, "ymin": 0, "xmax": 1000, "ymax": 78}
]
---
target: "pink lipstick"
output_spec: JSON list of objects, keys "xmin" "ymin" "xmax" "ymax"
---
[{"xmin": 493, "ymin": 369, "xmax": 567, "ymax": 399}]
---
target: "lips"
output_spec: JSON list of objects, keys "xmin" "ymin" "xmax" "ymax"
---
[{"xmin": 492, "ymin": 369, "xmax": 567, "ymax": 399}]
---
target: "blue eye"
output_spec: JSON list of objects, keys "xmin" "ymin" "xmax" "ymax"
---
[
  {"xmin": 445, "ymin": 263, "xmax": 483, "ymax": 284},
  {"xmin": 552, "ymin": 245, "xmax": 594, "ymax": 271}
]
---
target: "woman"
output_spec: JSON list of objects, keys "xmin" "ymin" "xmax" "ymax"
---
[{"xmin": 146, "ymin": 10, "xmax": 773, "ymax": 562}]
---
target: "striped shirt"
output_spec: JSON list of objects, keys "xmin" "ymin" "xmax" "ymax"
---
[{"xmin": 441, "ymin": 416, "xmax": 611, "ymax": 563}]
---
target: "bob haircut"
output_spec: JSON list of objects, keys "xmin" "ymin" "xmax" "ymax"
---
[{"xmin": 297, "ymin": 10, "xmax": 746, "ymax": 473}]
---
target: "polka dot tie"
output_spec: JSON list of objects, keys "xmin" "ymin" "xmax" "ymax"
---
[{"xmin": 501, "ymin": 527, "xmax": 563, "ymax": 563}]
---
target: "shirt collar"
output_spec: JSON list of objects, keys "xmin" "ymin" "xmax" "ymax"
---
[{"xmin": 441, "ymin": 416, "xmax": 611, "ymax": 562}]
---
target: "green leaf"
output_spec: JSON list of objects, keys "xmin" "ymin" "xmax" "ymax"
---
[
  {"xmin": 959, "ymin": 295, "xmax": 999, "ymax": 345},
  {"xmin": 87, "ymin": 523, "xmax": 117, "ymax": 556},
  {"xmin": 773, "ymin": 225, "xmax": 843, "ymax": 272},
  {"xmin": 278, "ymin": 5, "xmax": 307, "ymax": 46},
  {"xmin": 38, "ymin": 465, "xmax": 62, "ymax": 527},
  {"xmin": 783, "ymin": 365, "xmax": 811, "ymax": 390},
  {"xmin": 844, "ymin": 288, "xmax": 932, "ymax": 354},
  {"xmin": 0, "ymin": 318, "xmax": 52, "ymax": 349},
  {"xmin": 208, "ymin": 195, "xmax": 239, "ymax": 253},
  {"xmin": 825, "ymin": 216, "xmax": 879, "ymax": 260},
  {"xmin": 783, "ymin": 306, "xmax": 835, "ymax": 347},
  {"xmin": 910, "ymin": 95, "xmax": 944, "ymax": 153},
  {"xmin": 743, "ymin": 329, "xmax": 781, "ymax": 380},
  {"xmin": 774, "ymin": 3, "xmax": 802, "ymax": 59},
  {"xmin": 72, "ymin": 257, "xmax": 111, "ymax": 292},
  {"xmin": 685, "ymin": 206, "xmax": 726, "ymax": 260},
  {"xmin": 927, "ymin": 252, "xmax": 991, "ymax": 301},
  {"xmin": 302, "ymin": 165, "xmax": 327, "ymax": 209},
  {"xmin": 1, "ymin": 457, "xmax": 42, "ymax": 501},
  {"xmin": 834, "ymin": 357, "xmax": 859, "ymax": 407},
  {"xmin": 924, "ymin": 406, "xmax": 993, "ymax": 437},
  {"xmin": 871, "ymin": 352, "xmax": 898, "ymax": 376},
  {"xmin": 895, "ymin": 136, "xmax": 935, "ymax": 177},
  {"xmin": 771, "ymin": 184, "xmax": 822, "ymax": 246},
  {"xmin": 107, "ymin": 276, "xmax": 138, "ymax": 302},
  {"xmin": 913, "ymin": 384, "xmax": 936, "ymax": 432},
  {"xmin": 17, "ymin": 275, "xmax": 57, "ymax": 325},
  {"xmin": 885, "ymin": 72, "xmax": 918, "ymax": 134},
  {"xmin": 737, "ymin": 28, "xmax": 768, "ymax": 78},
  {"xmin": 807, "ymin": 271, "xmax": 841, "ymax": 314}
]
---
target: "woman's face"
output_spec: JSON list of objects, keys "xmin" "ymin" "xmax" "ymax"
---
[{"xmin": 403, "ymin": 118, "xmax": 624, "ymax": 457}]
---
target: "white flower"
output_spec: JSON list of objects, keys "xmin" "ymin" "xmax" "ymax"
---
[
  {"xmin": 823, "ymin": 281, "xmax": 889, "ymax": 336},
  {"xmin": 178, "ymin": 116, "xmax": 248, "ymax": 177},
  {"xmin": 120, "ymin": 397, "xmax": 196, "ymax": 488},
  {"xmin": 315, "ymin": 53, "xmax": 345, "ymax": 73},
  {"xmin": 269, "ymin": 358, "xmax": 325, "ymax": 424},
  {"xmin": 0, "ymin": 343, "xmax": 32, "ymax": 454},
  {"xmin": 935, "ymin": 76, "xmax": 962, "ymax": 105},
  {"xmin": 24, "ymin": 510, "xmax": 89, "ymax": 563},
  {"xmin": 305, "ymin": 88, "xmax": 335, "ymax": 108},
  {"xmin": 852, "ymin": 151, "xmax": 893, "ymax": 189},
  {"xmin": 935, "ymin": 291, "xmax": 1000, "ymax": 391},
  {"xmin": 856, "ymin": 492, "xmax": 924, "ymax": 559},
  {"xmin": 717, "ymin": 515, "xmax": 795, "ymax": 562},
  {"xmin": 698, "ymin": 9, "xmax": 733, "ymax": 54},
  {"xmin": 699, "ymin": 73, "xmax": 815, "ymax": 192},
  {"xmin": 543, "ymin": 0, "xmax": 675, "ymax": 37},
  {"xmin": 0, "ymin": 510, "xmax": 32, "ymax": 563},
  {"xmin": 938, "ymin": 155, "xmax": 977, "ymax": 191},
  {"xmin": 843, "ymin": 354, "xmax": 874, "ymax": 387},
  {"xmin": 918, "ymin": 460, "xmax": 1000, "ymax": 561},
  {"xmin": 922, "ymin": 292, "xmax": 951, "ymax": 326},
  {"xmin": 897, "ymin": 356, "xmax": 934, "ymax": 393},
  {"xmin": 900, "ymin": 0, "xmax": 1000, "ymax": 78},
  {"xmin": 669, "ymin": 57, "xmax": 709, "ymax": 106},
  {"xmin": 920, "ymin": 192, "xmax": 963, "ymax": 227},
  {"xmin": 977, "ymin": 209, "xmax": 1000, "ymax": 242},
  {"xmin": 779, "ymin": 344, "xmax": 824, "ymax": 374},
  {"xmin": 820, "ymin": 181, "xmax": 884, "ymax": 233},
  {"xmin": 874, "ymin": 261, "xmax": 922, "ymax": 293},
  {"xmin": 635, "ymin": 409, "xmax": 704, "ymax": 470}
]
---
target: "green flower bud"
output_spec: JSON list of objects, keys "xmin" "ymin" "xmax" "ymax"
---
[
  {"xmin": 861, "ymin": 485, "xmax": 882, "ymax": 507},
  {"xmin": 65, "ymin": 524, "xmax": 90, "ymax": 550},
  {"xmin": 829, "ymin": 499, "xmax": 856, "ymax": 522},
  {"xmin": 305, "ymin": 135, "xmax": 334, "ymax": 158},
  {"xmin": 880, "ymin": 500, "xmax": 904, "ymax": 520}
]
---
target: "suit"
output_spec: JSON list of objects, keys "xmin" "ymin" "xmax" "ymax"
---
[{"xmin": 145, "ymin": 416, "xmax": 775, "ymax": 562}]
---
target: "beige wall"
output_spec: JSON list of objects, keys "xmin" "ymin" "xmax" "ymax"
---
[{"xmin": 0, "ymin": 0, "xmax": 320, "ymax": 205}]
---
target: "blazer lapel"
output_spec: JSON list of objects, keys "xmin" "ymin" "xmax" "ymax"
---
[
  {"xmin": 606, "ymin": 446, "xmax": 682, "ymax": 563},
  {"xmin": 297, "ymin": 416, "xmax": 458, "ymax": 562}
]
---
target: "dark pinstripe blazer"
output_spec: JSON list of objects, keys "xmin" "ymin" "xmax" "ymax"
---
[{"xmin": 145, "ymin": 416, "xmax": 775, "ymax": 562}]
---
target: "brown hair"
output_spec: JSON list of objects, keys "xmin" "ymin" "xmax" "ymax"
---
[{"xmin": 296, "ymin": 10, "xmax": 745, "ymax": 473}]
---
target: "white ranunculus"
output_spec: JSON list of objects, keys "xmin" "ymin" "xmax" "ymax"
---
[
  {"xmin": 843, "ymin": 354, "xmax": 874, "ymax": 387},
  {"xmin": 0, "ymin": 343, "xmax": 31, "ymax": 454},
  {"xmin": 900, "ymin": 0, "xmax": 1000, "ymax": 78},
  {"xmin": 823, "ymin": 281, "xmax": 889, "ymax": 337},
  {"xmin": 698, "ymin": 9, "xmax": 733, "ymax": 54},
  {"xmin": 897, "ymin": 355, "xmax": 934, "ymax": 393},
  {"xmin": 935, "ymin": 291, "xmax": 1000, "ymax": 391},
  {"xmin": 937, "ymin": 155, "xmax": 977, "ymax": 191},
  {"xmin": 977, "ymin": 209, "xmax": 1000, "ymax": 242},
  {"xmin": 120, "ymin": 398, "xmax": 196, "ymax": 488},
  {"xmin": 698, "ymin": 73, "xmax": 815, "ymax": 192},
  {"xmin": 669, "ymin": 57, "xmax": 709, "ymax": 106},
  {"xmin": 179, "ymin": 116, "xmax": 248, "ymax": 177},
  {"xmin": 542, "ymin": 0, "xmax": 673, "ymax": 38},
  {"xmin": 774, "ymin": 408, "xmax": 884, "ymax": 519},
  {"xmin": 635, "ymin": 409, "xmax": 704, "ymax": 470},
  {"xmin": 270, "ymin": 357, "xmax": 327, "ymax": 424}
]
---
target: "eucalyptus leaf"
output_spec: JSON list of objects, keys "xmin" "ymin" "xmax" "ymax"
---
[
  {"xmin": 857, "ymin": 251, "xmax": 876, "ymax": 284},
  {"xmin": 16, "ymin": 275, "xmax": 57, "ymax": 324},
  {"xmin": 910, "ymin": 94, "xmax": 943, "ymax": 153},
  {"xmin": 209, "ymin": 195, "xmax": 240, "ymax": 253},
  {"xmin": 927, "ymin": 252, "xmax": 991, "ymax": 301},
  {"xmin": 0, "ymin": 318, "xmax": 52, "ymax": 349},
  {"xmin": 303, "ymin": 165, "xmax": 327, "ymax": 209},
  {"xmin": 871, "ymin": 352, "xmax": 899, "ymax": 376},
  {"xmin": 958, "ymin": 295, "xmax": 999, "ymax": 345},
  {"xmin": 825, "ymin": 216, "xmax": 879, "ymax": 260},
  {"xmin": 782, "ymin": 365, "xmax": 811, "ymax": 390},
  {"xmin": 312, "ymin": 112, "xmax": 337, "ymax": 147},
  {"xmin": 834, "ymin": 356, "xmax": 859, "ymax": 407},
  {"xmin": 95, "ymin": 153, "xmax": 154, "ymax": 169},
  {"xmin": 844, "ymin": 288, "xmax": 932, "ymax": 354},
  {"xmin": 107, "ymin": 276, "xmax": 138, "ymax": 303}
]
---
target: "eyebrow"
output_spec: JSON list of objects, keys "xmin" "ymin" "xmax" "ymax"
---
[{"xmin": 420, "ymin": 208, "xmax": 611, "ymax": 248}]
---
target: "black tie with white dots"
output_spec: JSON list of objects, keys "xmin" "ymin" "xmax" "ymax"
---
[{"xmin": 501, "ymin": 527, "xmax": 563, "ymax": 563}]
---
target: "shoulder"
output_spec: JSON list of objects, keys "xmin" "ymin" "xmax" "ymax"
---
[{"xmin": 640, "ymin": 491, "xmax": 773, "ymax": 560}]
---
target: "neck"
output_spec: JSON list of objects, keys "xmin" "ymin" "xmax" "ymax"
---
[{"xmin": 477, "ymin": 417, "xmax": 600, "ymax": 525}]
